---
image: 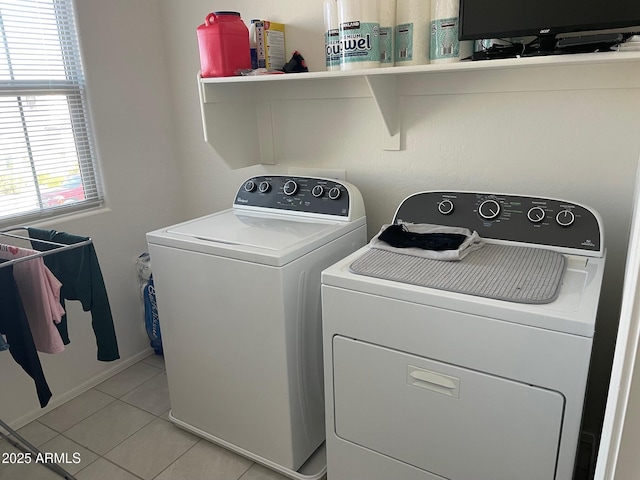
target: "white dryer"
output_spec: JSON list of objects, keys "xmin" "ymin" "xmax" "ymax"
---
[
  {"xmin": 146, "ymin": 175, "xmax": 366, "ymax": 480},
  {"xmin": 322, "ymin": 191, "xmax": 606, "ymax": 480}
]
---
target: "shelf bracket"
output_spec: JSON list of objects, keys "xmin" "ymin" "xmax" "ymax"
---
[
  {"xmin": 365, "ymin": 74, "xmax": 400, "ymax": 151},
  {"xmin": 198, "ymin": 74, "xmax": 274, "ymax": 168}
]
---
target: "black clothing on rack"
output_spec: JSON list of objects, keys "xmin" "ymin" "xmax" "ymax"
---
[
  {"xmin": 0, "ymin": 264, "xmax": 53, "ymax": 407},
  {"xmin": 28, "ymin": 228, "xmax": 120, "ymax": 362}
]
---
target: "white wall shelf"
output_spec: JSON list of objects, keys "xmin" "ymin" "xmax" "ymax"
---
[{"xmin": 197, "ymin": 51, "xmax": 640, "ymax": 169}]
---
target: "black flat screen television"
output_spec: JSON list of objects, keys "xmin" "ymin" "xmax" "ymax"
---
[{"xmin": 459, "ymin": 0, "xmax": 640, "ymax": 58}]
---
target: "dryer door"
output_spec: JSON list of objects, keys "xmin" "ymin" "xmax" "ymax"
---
[{"xmin": 332, "ymin": 336, "xmax": 564, "ymax": 480}]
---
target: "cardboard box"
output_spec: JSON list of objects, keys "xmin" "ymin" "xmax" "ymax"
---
[{"xmin": 256, "ymin": 21, "xmax": 286, "ymax": 70}]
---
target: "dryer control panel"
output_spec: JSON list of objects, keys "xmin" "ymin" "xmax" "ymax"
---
[
  {"xmin": 234, "ymin": 175, "xmax": 353, "ymax": 218},
  {"xmin": 394, "ymin": 191, "xmax": 604, "ymax": 257}
]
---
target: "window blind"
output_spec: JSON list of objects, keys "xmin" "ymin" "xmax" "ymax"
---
[{"xmin": 0, "ymin": 0, "xmax": 102, "ymax": 224}]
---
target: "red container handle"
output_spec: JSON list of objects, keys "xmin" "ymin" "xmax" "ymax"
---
[{"xmin": 205, "ymin": 12, "xmax": 217, "ymax": 26}]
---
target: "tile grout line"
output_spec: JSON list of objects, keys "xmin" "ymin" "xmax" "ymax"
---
[
  {"xmin": 51, "ymin": 375, "xmax": 167, "ymax": 476},
  {"xmin": 99, "ymin": 456, "xmax": 147, "ymax": 480},
  {"xmin": 93, "ymin": 365, "xmax": 166, "ymax": 399},
  {"xmin": 78, "ymin": 361, "xmax": 169, "ymax": 478},
  {"xmin": 148, "ymin": 438, "xmax": 201, "ymax": 480},
  {"xmin": 8, "ymin": 356, "xmax": 169, "ymax": 480},
  {"xmin": 62, "ymin": 402, "xmax": 165, "ymax": 456},
  {"xmin": 71, "ymin": 400, "xmax": 170, "ymax": 478},
  {"xmin": 38, "ymin": 390, "xmax": 119, "ymax": 435},
  {"xmin": 235, "ymin": 461, "xmax": 256, "ymax": 480}
]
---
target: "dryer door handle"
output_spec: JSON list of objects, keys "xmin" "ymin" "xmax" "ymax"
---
[{"xmin": 407, "ymin": 365, "xmax": 460, "ymax": 398}]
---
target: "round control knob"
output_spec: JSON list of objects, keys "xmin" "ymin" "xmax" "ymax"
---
[
  {"xmin": 556, "ymin": 209, "xmax": 575, "ymax": 227},
  {"xmin": 478, "ymin": 199, "xmax": 501, "ymax": 220},
  {"xmin": 283, "ymin": 180, "xmax": 298, "ymax": 196},
  {"xmin": 243, "ymin": 180, "xmax": 256, "ymax": 192},
  {"xmin": 527, "ymin": 206, "xmax": 546, "ymax": 223},
  {"xmin": 258, "ymin": 181, "xmax": 271, "ymax": 193},
  {"xmin": 438, "ymin": 199, "xmax": 454, "ymax": 215},
  {"xmin": 312, "ymin": 185, "xmax": 324, "ymax": 198},
  {"xmin": 328, "ymin": 187, "xmax": 341, "ymax": 200}
]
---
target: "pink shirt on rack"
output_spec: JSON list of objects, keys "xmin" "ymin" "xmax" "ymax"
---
[{"xmin": 0, "ymin": 244, "xmax": 65, "ymax": 354}]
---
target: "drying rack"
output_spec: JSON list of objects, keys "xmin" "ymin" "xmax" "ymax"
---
[
  {"xmin": 0, "ymin": 226, "xmax": 93, "ymax": 480},
  {"xmin": 0, "ymin": 419, "xmax": 77, "ymax": 479},
  {"xmin": 0, "ymin": 227, "xmax": 92, "ymax": 268}
]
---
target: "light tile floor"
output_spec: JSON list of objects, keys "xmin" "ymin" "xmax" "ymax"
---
[{"xmin": 0, "ymin": 354, "xmax": 290, "ymax": 480}]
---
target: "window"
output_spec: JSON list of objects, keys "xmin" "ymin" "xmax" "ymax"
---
[{"xmin": 0, "ymin": 0, "xmax": 102, "ymax": 225}]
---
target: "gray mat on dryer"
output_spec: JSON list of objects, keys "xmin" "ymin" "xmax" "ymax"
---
[{"xmin": 349, "ymin": 243, "xmax": 566, "ymax": 304}]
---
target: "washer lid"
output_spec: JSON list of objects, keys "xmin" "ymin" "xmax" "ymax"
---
[
  {"xmin": 148, "ymin": 209, "xmax": 360, "ymax": 266},
  {"xmin": 169, "ymin": 210, "xmax": 341, "ymax": 249}
]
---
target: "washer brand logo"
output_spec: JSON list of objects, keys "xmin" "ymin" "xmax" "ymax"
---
[{"xmin": 236, "ymin": 197, "xmax": 249, "ymax": 204}]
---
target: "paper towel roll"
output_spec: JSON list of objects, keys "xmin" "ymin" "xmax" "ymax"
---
[
  {"xmin": 338, "ymin": 0, "xmax": 380, "ymax": 70},
  {"xmin": 395, "ymin": 0, "xmax": 431, "ymax": 66},
  {"xmin": 324, "ymin": 0, "xmax": 340, "ymax": 70},
  {"xmin": 431, "ymin": 0, "xmax": 457, "ymax": 21},
  {"xmin": 430, "ymin": 0, "xmax": 467, "ymax": 63},
  {"xmin": 379, "ymin": 0, "xmax": 396, "ymax": 65}
]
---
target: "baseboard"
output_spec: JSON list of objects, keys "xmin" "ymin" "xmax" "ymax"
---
[{"xmin": 7, "ymin": 349, "xmax": 155, "ymax": 430}]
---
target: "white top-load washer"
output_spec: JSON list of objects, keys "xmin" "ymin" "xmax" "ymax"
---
[
  {"xmin": 321, "ymin": 191, "xmax": 606, "ymax": 480},
  {"xmin": 146, "ymin": 175, "xmax": 366, "ymax": 480}
]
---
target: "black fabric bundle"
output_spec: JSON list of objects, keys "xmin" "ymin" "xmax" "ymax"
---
[{"xmin": 378, "ymin": 224, "xmax": 467, "ymax": 251}]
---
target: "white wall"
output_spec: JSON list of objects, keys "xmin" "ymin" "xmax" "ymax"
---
[
  {"xmin": 1, "ymin": 0, "xmax": 185, "ymax": 426},
  {"xmin": 596, "ymin": 163, "xmax": 640, "ymax": 478},
  {"xmin": 159, "ymin": 0, "xmax": 640, "ymax": 446},
  {"xmin": 612, "ymin": 335, "xmax": 640, "ymax": 477}
]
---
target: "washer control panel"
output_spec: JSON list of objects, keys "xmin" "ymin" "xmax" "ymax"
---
[
  {"xmin": 394, "ymin": 191, "xmax": 603, "ymax": 256},
  {"xmin": 234, "ymin": 175, "xmax": 351, "ymax": 217}
]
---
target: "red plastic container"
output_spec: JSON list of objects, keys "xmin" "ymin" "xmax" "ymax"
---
[{"xmin": 197, "ymin": 12, "xmax": 251, "ymax": 77}]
